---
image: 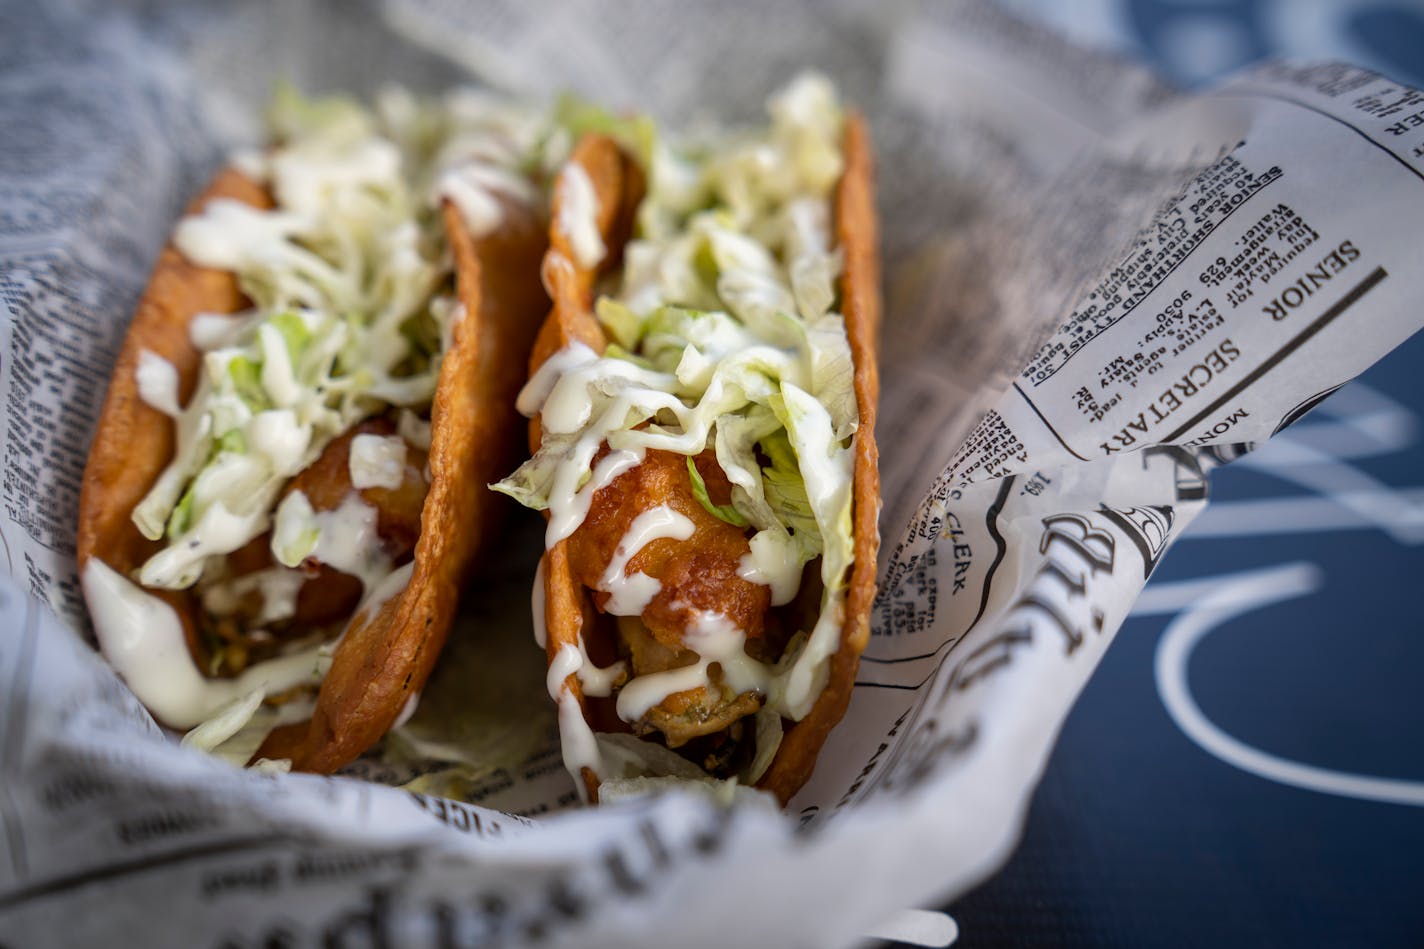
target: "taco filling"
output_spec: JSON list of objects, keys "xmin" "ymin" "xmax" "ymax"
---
[
  {"xmin": 496, "ymin": 74, "xmax": 878, "ymax": 801},
  {"xmin": 80, "ymin": 86, "xmax": 551, "ymax": 764}
]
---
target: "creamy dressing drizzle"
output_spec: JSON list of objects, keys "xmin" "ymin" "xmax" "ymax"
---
[
  {"xmin": 310, "ymin": 494, "xmax": 394, "ymax": 596},
  {"xmin": 355, "ymin": 559, "xmax": 414, "ymax": 623},
  {"xmin": 736, "ymin": 532, "xmax": 802, "ymax": 606},
  {"xmin": 201, "ymin": 565, "xmax": 307, "ymax": 625},
  {"xmin": 136, "ymin": 350, "xmax": 182, "ymax": 417},
  {"xmin": 437, "ymin": 163, "xmax": 538, "ymax": 238},
  {"xmin": 547, "ymin": 642, "xmax": 606, "ymax": 798},
  {"xmin": 391, "ymin": 691, "xmax": 421, "ymax": 730},
  {"xmin": 174, "ymin": 199, "xmax": 310, "ymax": 273},
  {"xmin": 247, "ymin": 409, "xmax": 311, "ymax": 477},
  {"xmin": 140, "ymin": 502, "xmax": 268, "ymax": 589},
  {"xmin": 531, "ymin": 554, "xmax": 548, "ymax": 649},
  {"xmin": 348, "ymin": 433, "xmax": 407, "ymax": 490},
  {"xmin": 557, "ymin": 690, "xmax": 602, "ymax": 799},
  {"xmin": 84, "ymin": 559, "xmax": 325, "ymax": 729},
  {"xmin": 546, "ymin": 643, "xmax": 582, "ymax": 702},
  {"xmin": 574, "ymin": 635, "xmax": 625, "ymax": 697},
  {"xmin": 615, "ymin": 662, "xmax": 711, "ymax": 723},
  {"xmin": 516, "ymin": 341, "xmax": 598, "ymax": 416},
  {"xmin": 545, "ymin": 637, "xmax": 624, "ymax": 701},
  {"xmin": 556, "ymin": 163, "xmax": 605, "ymax": 269},
  {"xmin": 614, "ymin": 610, "xmax": 771, "ymax": 723},
  {"xmin": 550, "ymin": 447, "xmax": 644, "ymax": 547},
  {"xmin": 597, "ymin": 506, "xmax": 695, "ymax": 616}
]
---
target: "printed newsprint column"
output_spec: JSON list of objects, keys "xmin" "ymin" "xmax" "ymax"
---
[
  {"xmin": 948, "ymin": 63, "xmax": 1424, "ymax": 486},
  {"xmin": 0, "ymin": 7, "xmax": 216, "ymax": 631},
  {"xmin": 5, "ymin": 0, "xmax": 1424, "ymax": 943}
]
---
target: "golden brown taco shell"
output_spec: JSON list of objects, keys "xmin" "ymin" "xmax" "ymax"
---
[
  {"xmin": 532, "ymin": 118, "xmax": 881, "ymax": 805},
  {"xmin": 79, "ymin": 168, "xmax": 549, "ymax": 773},
  {"xmin": 78, "ymin": 168, "xmax": 271, "ymax": 663}
]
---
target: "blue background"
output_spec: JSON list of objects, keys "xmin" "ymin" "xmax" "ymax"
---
[{"xmin": 943, "ymin": 3, "xmax": 1424, "ymax": 946}]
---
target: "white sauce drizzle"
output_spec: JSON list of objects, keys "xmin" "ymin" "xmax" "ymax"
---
[
  {"xmin": 436, "ymin": 163, "xmax": 537, "ymax": 238},
  {"xmin": 392, "ymin": 690, "xmax": 421, "ymax": 730},
  {"xmin": 615, "ymin": 661, "xmax": 710, "ymax": 723},
  {"xmin": 771, "ymin": 588, "xmax": 846, "ymax": 720},
  {"xmin": 546, "ymin": 643, "xmax": 582, "ymax": 702},
  {"xmin": 246, "ymin": 409, "xmax": 310, "ymax": 478},
  {"xmin": 545, "ymin": 639, "xmax": 624, "ymax": 700},
  {"xmin": 174, "ymin": 199, "xmax": 309, "ymax": 272},
  {"xmin": 136, "ymin": 350, "xmax": 182, "ymax": 417},
  {"xmin": 349, "ymin": 434, "xmax": 407, "ymax": 491},
  {"xmin": 200, "ymin": 565, "xmax": 306, "ymax": 625},
  {"xmin": 556, "ymin": 163, "xmax": 606, "ymax": 269},
  {"xmin": 574, "ymin": 635, "xmax": 626, "ymax": 698},
  {"xmin": 558, "ymin": 690, "xmax": 602, "ymax": 798},
  {"xmin": 597, "ymin": 506, "xmax": 695, "ymax": 616},
  {"xmin": 737, "ymin": 530, "xmax": 803, "ymax": 606},
  {"xmin": 548, "ymin": 642, "xmax": 605, "ymax": 798},
  {"xmin": 354, "ymin": 559, "xmax": 414, "ymax": 623},
  {"xmin": 540, "ymin": 250, "xmax": 576, "ymax": 298},
  {"xmin": 686, "ymin": 609, "xmax": 772, "ymax": 696},
  {"xmin": 613, "ymin": 610, "xmax": 771, "ymax": 723},
  {"xmin": 83, "ymin": 559, "xmax": 324, "ymax": 729},
  {"xmin": 396, "ymin": 410, "xmax": 432, "ymax": 452},
  {"xmin": 531, "ymin": 554, "xmax": 548, "ymax": 649},
  {"xmin": 139, "ymin": 502, "xmax": 268, "ymax": 589},
  {"xmin": 310, "ymin": 494, "xmax": 394, "ymax": 596},
  {"xmin": 548, "ymin": 447, "xmax": 644, "ymax": 548},
  {"xmin": 516, "ymin": 342, "xmax": 598, "ymax": 417}
]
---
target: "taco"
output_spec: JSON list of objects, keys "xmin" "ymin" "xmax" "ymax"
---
[
  {"xmin": 494, "ymin": 75, "xmax": 881, "ymax": 804},
  {"xmin": 77, "ymin": 87, "xmax": 550, "ymax": 772}
]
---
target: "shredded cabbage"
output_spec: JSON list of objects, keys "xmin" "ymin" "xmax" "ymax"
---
[{"xmin": 133, "ymin": 88, "xmax": 548, "ymax": 604}]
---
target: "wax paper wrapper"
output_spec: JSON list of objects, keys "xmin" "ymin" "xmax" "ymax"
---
[{"xmin": 2, "ymin": 0, "xmax": 1422, "ymax": 945}]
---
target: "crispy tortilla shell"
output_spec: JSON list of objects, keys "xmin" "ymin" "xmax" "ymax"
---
[
  {"xmin": 534, "ymin": 118, "xmax": 881, "ymax": 805},
  {"xmin": 79, "ymin": 168, "xmax": 549, "ymax": 773},
  {"xmin": 536, "ymin": 134, "xmax": 646, "ymax": 802},
  {"xmin": 78, "ymin": 168, "xmax": 271, "ymax": 662}
]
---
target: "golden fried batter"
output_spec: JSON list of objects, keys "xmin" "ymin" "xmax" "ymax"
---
[
  {"xmin": 286, "ymin": 417, "xmax": 430, "ymax": 556},
  {"xmin": 566, "ymin": 448, "xmax": 770, "ymax": 745},
  {"xmin": 567, "ymin": 448, "xmax": 768, "ymax": 647},
  {"xmin": 207, "ymin": 416, "xmax": 430, "ymax": 649},
  {"xmin": 616, "ymin": 615, "xmax": 764, "ymax": 748}
]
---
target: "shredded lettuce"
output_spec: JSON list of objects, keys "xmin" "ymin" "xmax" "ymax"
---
[
  {"xmin": 271, "ymin": 490, "xmax": 320, "ymax": 567},
  {"xmin": 686, "ymin": 456, "xmax": 748, "ymax": 526},
  {"xmin": 595, "ymin": 297, "xmax": 645, "ymax": 351},
  {"xmin": 553, "ymin": 94, "xmax": 657, "ymax": 170}
]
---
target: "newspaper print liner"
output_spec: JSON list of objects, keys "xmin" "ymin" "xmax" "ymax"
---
[{"xmin": 531, "ymin": 120, "xmax": 882, "ymax": 805}]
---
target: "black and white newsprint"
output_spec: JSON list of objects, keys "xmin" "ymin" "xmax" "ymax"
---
[{"xmin": 2, "ymin": 1, "xmax": 1421, "ymax": 946}]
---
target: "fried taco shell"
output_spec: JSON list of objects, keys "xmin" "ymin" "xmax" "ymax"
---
[
  {"xmin": 79, "ymin": 160, "xmax": 548, "ymax": 772},
  {"xmin": 525, "ymin": 98, "xmax": 880, "ymax": 804}
]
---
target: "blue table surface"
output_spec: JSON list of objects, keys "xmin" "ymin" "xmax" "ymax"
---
[{"xmin": 943, "ymin": 3, "xmax": 1424, "ymax": 946}]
